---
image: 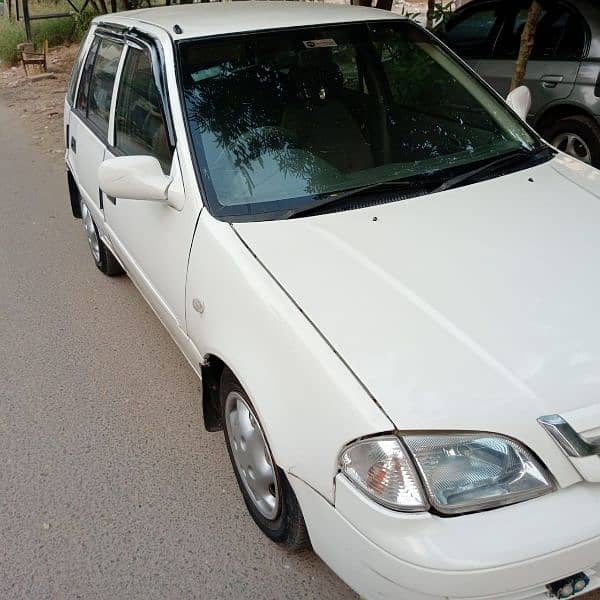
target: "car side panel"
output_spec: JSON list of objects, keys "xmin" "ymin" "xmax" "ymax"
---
[
  {"xmin": 477, "ymin": 58, "xmax": 580, "ymax": 118},
  {"xmin": 185, "ymin": 211, "xmax": 393, "ymax": 500}
]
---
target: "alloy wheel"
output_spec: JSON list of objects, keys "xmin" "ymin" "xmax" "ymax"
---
[{"xmin": 552, "ymin": 132, "xmax": 592, "ymax": 164}]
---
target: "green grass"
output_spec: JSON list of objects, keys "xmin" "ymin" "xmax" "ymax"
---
[{"xmin": 0, "ymin": 20, "xmax": 26, "ymax": 66}]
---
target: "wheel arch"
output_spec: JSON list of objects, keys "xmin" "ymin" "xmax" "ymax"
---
[
  {"xmin": 200, "ymin": 353, "xmax": 226, "ymax": 432},
  {"xmin": 534, "ymin": 102, "xmax": 596, "ymax": 134}
]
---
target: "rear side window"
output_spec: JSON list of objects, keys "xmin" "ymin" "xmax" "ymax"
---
[
  {"xmin": 76, "ymin": 36, "xmax": 100, "ymax": 113},
  {"xmin": 86, "ymin": 39, "xmax": 123, "ymax": 137},
  {"xmin": 67, "ymin": 37, "xmax": 90, "ymax": 105},
  {"xmin": 114, "ymin": 47, "xmax": 172, "ymax": 173},
  {"xmin": 441, "ymin": 3, "xmax": 504, "ymax": 59},
  {"xmin": 497, "ymin": 4, "xmax": 586, "ymax": 60}
]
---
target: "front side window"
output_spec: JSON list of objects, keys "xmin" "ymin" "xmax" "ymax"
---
[
  {"xmin": 179, "ymin": 21, "xmax": 539, "ymax": 220},
  {"xmin": 114, "ymin": 47, "xmax": 172, "ymax": 173}
]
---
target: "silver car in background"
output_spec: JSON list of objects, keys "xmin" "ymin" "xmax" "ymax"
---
[{"xmin": 438, "ymin": 0, "xmax": 600, "ymax": 167}]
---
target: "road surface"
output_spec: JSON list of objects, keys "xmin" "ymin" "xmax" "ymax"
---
[
  {"xmin": 0, "ymin": 102, "xmax": 356, "ymax": 599},
  {"xmin": 1, "ymin": 99, "xmax": 599, "ymax": 600}
]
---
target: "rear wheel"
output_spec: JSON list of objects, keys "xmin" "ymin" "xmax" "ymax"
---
[
  {"xmin": 80, "ymin": 200, "xmax": 124, "ymax": 276},
  {"xmin": 544, "ymin": 115, "xmax": 600, "ymax": 168},
  {"xmin": 220, "ymin": 368, "xmax": 310, "ymax": 550}
]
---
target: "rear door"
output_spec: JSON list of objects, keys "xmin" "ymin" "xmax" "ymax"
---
[
  {"xmin": 68, "ymin": 34, "xmax": 124, "ymax": 213},
  {"xmin": 102, "ymin": 41, "xmax": 198, "ymax": 329},
  {"xmin": 478, "ymin": 1, "xmax": 586, "ymax": 118}
]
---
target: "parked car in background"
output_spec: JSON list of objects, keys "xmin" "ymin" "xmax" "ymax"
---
[
  {"xmin": 438, "ymin": 0, "xmax": 600, "ymax": 167},
  {"xmin": 65, "ymin": 3, "xmax": 600, "ymax": 599}
]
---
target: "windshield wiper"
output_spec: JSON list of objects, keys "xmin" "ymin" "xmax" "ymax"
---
[
  {"xmin": 432, "ymin": 146, "xmax": 553, "ymax": 194},
  {"xmin": 285, "ymin": 176, "xmax": 428, "ymax": 219},
  {"xmin": 285, "ymin": 146, "xmax": 553, "ymax": 219}
]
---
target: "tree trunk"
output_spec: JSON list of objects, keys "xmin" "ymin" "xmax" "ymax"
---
[
  {"xmin": 510, "ymin": 0, "xmax": 542, "ymax": 91},
  {"xmin": 375, "ymin": 0, "xmax": 393, "ymax": 10},
  {"xmin": 426, "ymin": 0, "xmax": 435, "ymax": 30},
  {"xmin": 88, "ymin": 0, "xmax": 102, "ymax": 13}
]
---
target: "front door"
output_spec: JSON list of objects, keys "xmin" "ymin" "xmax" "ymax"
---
[{"xmin": 102, "ymin": 44, "xmax": 199, "ymax": 330}]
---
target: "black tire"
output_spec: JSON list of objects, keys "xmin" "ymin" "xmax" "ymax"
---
[
  {"xmin": 97, "ymin": 235, "xmax": 125, "ymax": 277},
  {"xmin": 543, "ymin": 115, "xmax": 600, "ymax": 169},
  {"xmin": 220, "ymin": 368, "xmax": 310, "ymax": 550},
  {"xmin": 80, "ymin": 199, "xmax": 124, "ymax": 277}
]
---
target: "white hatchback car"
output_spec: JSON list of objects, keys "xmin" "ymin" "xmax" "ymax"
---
[{"xmin": 64, "ymin": 3, "xmax": 600, "ymax": 599}]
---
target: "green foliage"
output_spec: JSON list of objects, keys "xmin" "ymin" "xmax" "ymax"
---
[
  {"xmin": 400, "ymin": 1, "xmax": 455, "ymax": 28},
  {"xmin": 432, "ymin": 1, "xmax": 456, "ymax": 28},
  {"xmin": 0, "ymin": 11, "xmax": 88, "ymax": 66},
  {"xmin": 32, "ymin": 16, "xmax": 76, "ymax": 48},
  {"xmin": 399, "ymin": 6, "xmax": 420, "ymax": 21},
  {"xmin": 73, "ymin": 9, "xmax": 96, "ymax": 39},
  {"xmin": 0, "ymin": 20, "xmax": 26, "ymax": 66}
]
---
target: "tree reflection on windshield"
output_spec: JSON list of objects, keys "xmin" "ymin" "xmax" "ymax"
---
[{"xmin": 179, "ymin": 21, "xmax": 536, "ymax": 219}]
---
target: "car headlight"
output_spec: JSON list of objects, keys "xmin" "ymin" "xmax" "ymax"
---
[
  {"xmin": 340, "ymin": 433, "xmax": 554, "ymax": 515},
  {"xmin": 339, "ymin": 436, "xmax": 428, "ymax": 511}
]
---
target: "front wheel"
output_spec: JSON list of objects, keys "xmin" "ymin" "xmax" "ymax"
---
[
  {"xmin": 80, "ymin": 200, "xmax": 123, "ymax": 276},
  {"xmin": 544, "ymin": 115, "xmax": 600, "ymax": 168},
  {"xmin": 220, "ymin": 368, "xmax": 310, "ymax": 550}
]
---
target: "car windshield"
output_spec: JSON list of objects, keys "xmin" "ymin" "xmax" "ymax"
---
[{"xmin": 178, "ymin": 21, "xmax": 538, "ymax": 220}]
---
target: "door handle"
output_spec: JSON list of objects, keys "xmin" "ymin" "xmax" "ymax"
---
[
  {"xmin": 70, "ymin": 136, "xmax": 77, "ymax": 153},
  {"xmin": 541, "ymin": 74, "xmax": 564, "ymax": 88}
]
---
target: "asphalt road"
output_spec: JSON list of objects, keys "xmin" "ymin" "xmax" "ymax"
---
[
  {"xmin": 1, "ymin": 99, "xmax": 599, "ymax": 600},
  {"xmin": 0, "ymin": 102, "xmax": 356, "ymax": 599}
]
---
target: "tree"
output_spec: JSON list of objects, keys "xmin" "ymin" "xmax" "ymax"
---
[
  {"xmin": 426, "ymin": 0, "xmax": 435, "ymax": 30},
  {"xmin": 510, "ymin": 0, "xmax": 543, "ymax": 91}
]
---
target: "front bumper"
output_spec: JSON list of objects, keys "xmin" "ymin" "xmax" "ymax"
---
[{"xmin": 290, "ymin": 474, "xmax": 600, "ymax": 600}]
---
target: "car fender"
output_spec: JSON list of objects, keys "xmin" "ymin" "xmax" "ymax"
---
[{"xmin": 185, "ymin": 210, "xmax": 394, "ymax": 501}]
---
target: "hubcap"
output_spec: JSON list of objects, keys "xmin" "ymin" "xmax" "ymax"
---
[
  {"xmin": 224, "ymin": 391, "xmax": 280, "ymax": 520},
  {"xmin": 80, "ymin": 201, "xmax": 101, "ymax": 264},
  {"xmin": 552, "ymin": 132, "xmax": 592, "ymax": 165}
]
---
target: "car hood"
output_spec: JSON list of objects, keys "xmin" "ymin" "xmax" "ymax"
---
[{"xmin": 234, "ymin": 155, "xmax": 600, "ymax": 468}]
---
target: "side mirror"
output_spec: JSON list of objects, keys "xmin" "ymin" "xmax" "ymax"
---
[
  {"xmin": 98, "ymin": 155, "xmax": 172, "ymax": 202},
  {"xmin": 506, "ymin": 85, "xmax": 532, "ymax": 122}
]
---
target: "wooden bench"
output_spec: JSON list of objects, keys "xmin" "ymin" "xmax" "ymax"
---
[{"xmin": 18, "ymin": 39, "xmax": 48, "ymax": 77}]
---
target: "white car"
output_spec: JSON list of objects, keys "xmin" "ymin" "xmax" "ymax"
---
[{"xmin": 64, "ymin": 3, "xmax": 600, "ymax": 599}]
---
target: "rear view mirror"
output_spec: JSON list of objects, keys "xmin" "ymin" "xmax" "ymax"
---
[
  {"xmin": 98, "ymin": 155, "xmax": 172, "ymax": 202},
  {"xmin": 506, "ymin": 86, "xmax": 532, "ymax": 122}
]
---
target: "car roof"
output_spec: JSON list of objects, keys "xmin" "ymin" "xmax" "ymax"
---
[{"xmin": 97, "ymin": 1, "xmax": 404, "ymax": 40}]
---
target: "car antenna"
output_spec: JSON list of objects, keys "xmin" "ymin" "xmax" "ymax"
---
[{"xmin": 173, "ymin": 24, "xmax": 183, "ymax": 34}]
